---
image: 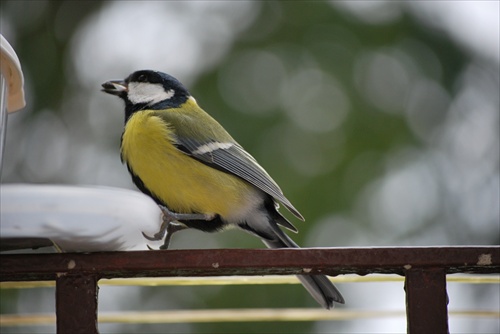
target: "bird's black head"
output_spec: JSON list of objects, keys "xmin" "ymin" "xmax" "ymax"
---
[{"xmin": 102, "ymin": 70, "xmax": 190, "ymax": 121}]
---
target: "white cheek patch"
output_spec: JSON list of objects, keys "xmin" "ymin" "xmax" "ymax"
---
[
  {"xmin": 193, "ymin": 142, "xmax": 234, "ymax": 155},
  {"xmin": 128, "ymin": 82, "xmax": 175, "ymax": 105}
]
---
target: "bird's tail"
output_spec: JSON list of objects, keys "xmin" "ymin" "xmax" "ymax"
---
[{"xmin": 261, "ymin": 215, "xmax": 345, "ymax": 309}]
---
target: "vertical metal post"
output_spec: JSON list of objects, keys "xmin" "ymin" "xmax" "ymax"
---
[
  {"xmin": 0, "ymin": 74, "xmax": 7, "ymax": 177},
  {"xmin": 405, "ymin": 268, "xmax": 449, "ymax": 334},
  {"xmin": 56, "ymin": 274, "xmax": 99, "ymax": 334}
]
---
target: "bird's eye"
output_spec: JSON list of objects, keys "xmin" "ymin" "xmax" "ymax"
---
[{"xmin": 137, "ymin": 74, "xmax": 147, "ymax": 82}]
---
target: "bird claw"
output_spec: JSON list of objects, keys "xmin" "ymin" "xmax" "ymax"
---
[
  {"xmin": 146, "ymin": 243, "xmax": 169, "ymax": 251},
  {"xmin": 141, "ymin": 230, "xmax": 165, "ymax": 242},
  {"xmin": 141, "ymin": 219, "xmax": 181, "ymax": 250},
  {"xmin": 143, "ymin": 206, "xmax": 216, "ymax": 250}
]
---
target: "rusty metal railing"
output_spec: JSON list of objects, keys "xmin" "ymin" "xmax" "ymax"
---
[{"xmin": 1, "ymin": 246, "xmax": 499, "ymax": 333}]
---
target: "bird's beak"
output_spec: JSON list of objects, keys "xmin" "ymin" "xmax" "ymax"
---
[{"xmin": 101, "ymin": 80, "xmax": 128, "ymax": 96}]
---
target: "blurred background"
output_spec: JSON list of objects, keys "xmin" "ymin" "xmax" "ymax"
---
[{"xmin": 1, "ymin": 1, "xmax": 498, "ymax": 333}]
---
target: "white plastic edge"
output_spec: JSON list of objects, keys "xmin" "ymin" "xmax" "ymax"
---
[{"xmin": 0, "ymin": 34, "xmax": 25, "ymax": 113}]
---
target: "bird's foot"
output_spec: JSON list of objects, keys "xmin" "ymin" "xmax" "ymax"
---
[
  {"xmin": 142, "ymin": 206, "xmax": 216, "ymax": 250},
  {"xmin": 142, "ymin": 220, "xmax": 169, "ymax": 242}
]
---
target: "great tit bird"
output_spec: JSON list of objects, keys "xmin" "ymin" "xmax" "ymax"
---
[{"xmin": 102, "ymin": 70, "xmax": 344, "ymax": 308}]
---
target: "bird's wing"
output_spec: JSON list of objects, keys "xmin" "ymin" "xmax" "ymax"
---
[
  {"xmin": 151, "ymin": 107, "xmax": 304, "ymax": 227},
  {"xmin": 176, "ymin": 135, "xmax": 304, "ymax": 225}
]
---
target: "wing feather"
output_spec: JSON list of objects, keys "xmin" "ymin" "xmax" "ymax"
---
[
  {"xmin": 177, "ymin": 137, "xmax": 304, "ymax": 223},
  {"xmin": 151, "ymin": 107, "xmax": 304, "ymax": 225}
]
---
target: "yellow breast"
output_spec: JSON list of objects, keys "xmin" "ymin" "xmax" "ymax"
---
[{"xmin": 120, "ymin": 110, "xmax": 255, "ymax": 218}]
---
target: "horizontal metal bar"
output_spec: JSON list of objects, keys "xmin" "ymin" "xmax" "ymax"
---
[
  {"xmin": 1, "ymin": 247, "xmax": 498, "ymax": 282},
  {"xmin": 2, "ymin": 309, "xmax": 499, "ymax": 326},
  {"xmin": 1, "ymin": 274, "xmax": 499, "ymax": 289}
]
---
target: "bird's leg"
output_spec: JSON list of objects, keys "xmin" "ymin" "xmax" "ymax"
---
[
  {"xmin": 142, "ymin": 205, "xmax": 216, "ymax": 250},
  {"xmin": 159, "ymin": 205, "xmax": 216, "ymax": 222},
  {"xmin": 159, "ymin": 221, "xmax": 187, "ymax": 250}
]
